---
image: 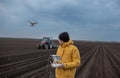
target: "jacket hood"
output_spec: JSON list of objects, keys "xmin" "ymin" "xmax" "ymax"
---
[{"xmin": 61, "ymin": 40, "xmax": 73, "ymax": 48}]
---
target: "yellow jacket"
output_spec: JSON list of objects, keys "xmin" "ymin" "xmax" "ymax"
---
[{"xmin": 56, "ymin": 40, "xmax": 81, "ymax": 78}]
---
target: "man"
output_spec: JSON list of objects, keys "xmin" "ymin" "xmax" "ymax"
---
[{"xmin": 55, "ymin": 32, "xmax": 81, "ymax": 78}]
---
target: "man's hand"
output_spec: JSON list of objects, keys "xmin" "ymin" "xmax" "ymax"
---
[{"xmin": 58, "ymin": 63, "xmax": 64, "ymax": 68}]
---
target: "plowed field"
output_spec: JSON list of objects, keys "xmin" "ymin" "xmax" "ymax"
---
[{"xmin": 0, "ymin": 38, "xmax": 120, "ymax": 78}]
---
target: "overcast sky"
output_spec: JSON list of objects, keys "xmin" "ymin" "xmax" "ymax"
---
[{"xmin": 0, "ymin": 0, "xmax": 120, "ymax": 41}]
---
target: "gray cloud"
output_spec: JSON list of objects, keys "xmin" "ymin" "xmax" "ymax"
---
[{"xmin": 0, "ymin": 0, "xmax": 120, "ymax": 41}]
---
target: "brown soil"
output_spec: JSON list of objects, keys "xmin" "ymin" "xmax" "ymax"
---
[{"xmin": 0, "ymin": 38, "xmax": 120, "ymax": 78}]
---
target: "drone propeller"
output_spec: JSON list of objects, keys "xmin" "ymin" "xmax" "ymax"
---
[{"xmin": 27, "ymin": 20, "xmax": 38, "ymax": 26}]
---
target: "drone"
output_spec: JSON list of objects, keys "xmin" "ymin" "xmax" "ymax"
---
[{"xmin": 27, "ymin": 20, "xmax": 38, "ymax": 26}]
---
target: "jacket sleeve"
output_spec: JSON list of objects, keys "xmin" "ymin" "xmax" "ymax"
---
[{"xmin": 64, "ymin": 47, "xmax": 81, "ymax": 68}]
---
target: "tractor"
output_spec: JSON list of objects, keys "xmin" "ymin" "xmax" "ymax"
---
[{"xmin": 37, "ymin": 37, "xmax": 58, "ymax": 49}]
